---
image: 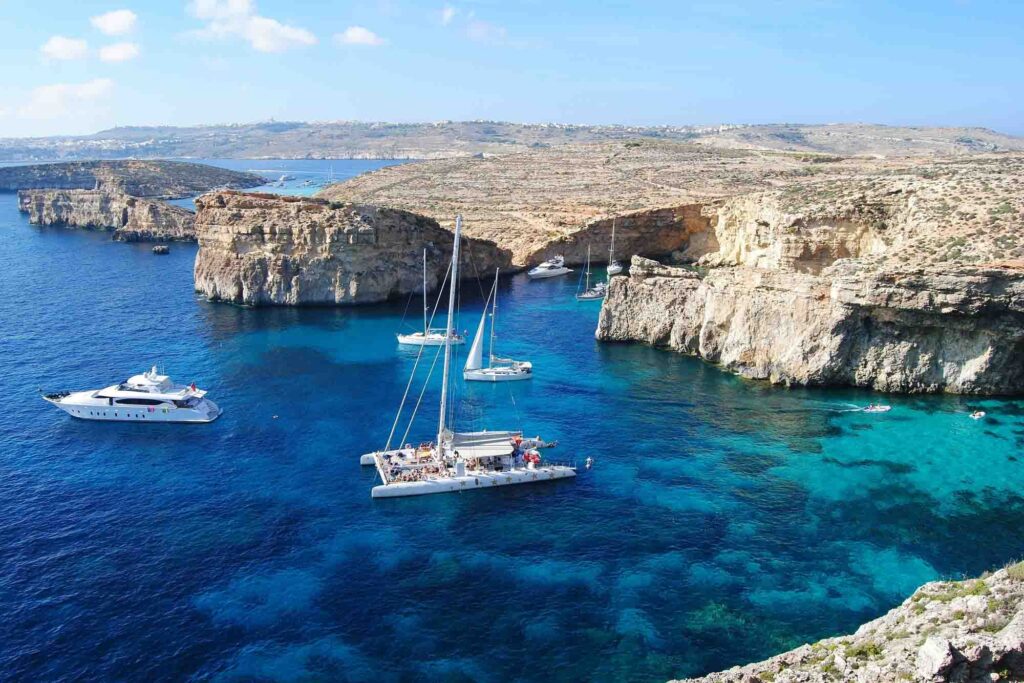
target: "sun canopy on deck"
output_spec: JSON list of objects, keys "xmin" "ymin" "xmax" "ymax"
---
[{"xmin": 450, "ymin": 430, "xmax": 521, "ymax": 458}]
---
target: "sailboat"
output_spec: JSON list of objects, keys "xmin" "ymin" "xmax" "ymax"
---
[
  {"xmin": 607, "ymin": 218, "xmax": 624, "ymax": 276},
  {"xmin": 576, "ymin": 245, "xmax": 607, "ymax": 300},
  {"xmin": 464, "ymin": 270, "xmax": 532, "ymax": 382},
  {"xmin": 360, "ymin": 216, "xmax": 575, "ymax": 498},
  {"xmin": 397, "ymin": 249, "xmax": 466, "ymax": 347}
]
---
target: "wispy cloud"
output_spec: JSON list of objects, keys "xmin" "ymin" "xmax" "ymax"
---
[
  {"xmin": 334, "ymin": 26, "xmax": 386, "ymax": 46},
  {"xmin": 91, "ymin": 9, "xmax": 138, "ymax": 36},
  {"xmin": 440, "ymin": 4, "xmax": 457, "ymax": 26},
  {"xmin": 99, "ymin": 42, "xmax": 140, "ymax": 63},
  {"xmin": 466, "ymin": 19, "xmax": 507, "ymax": 44},
  {"xmin": 187, "ymin": 0, "xmax": 317, "ymax": 53},
  {"xmin": 19, "ymin": 79, "xmax": 115, "ymax": 120},
  {"xmin": 41, "ymin": 36, "xmax": 89, "ymax": 61}
]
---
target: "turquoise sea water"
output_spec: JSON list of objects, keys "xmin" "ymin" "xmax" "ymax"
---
[{"xmin": 2, "ymin": 160, "xmax": 1024, "ymax": 681}]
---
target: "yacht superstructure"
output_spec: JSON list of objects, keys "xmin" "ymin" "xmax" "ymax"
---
[
  {"xmin": 360, "ymin": 216, "xmax": 574, "ymax": 498},
  {"xmin": 42, "ymin": 366, "xmax": 221, "ymax": 423}
]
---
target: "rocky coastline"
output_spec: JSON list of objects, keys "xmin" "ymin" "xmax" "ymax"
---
[
  {"xmin": 18, "ymin": 189, "xmax": 196, "ymax": 242},
  {"xmin": 192, "ymin": 191, "xmax": 510, "ymax": 306},
  {"xmin": 673, "ymin": 563, "xmax": 1024, "ymax": 683}
]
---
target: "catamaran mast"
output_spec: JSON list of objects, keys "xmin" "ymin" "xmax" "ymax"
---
[{"xmin": 437, "ymin": 215, "xmax": 462, "ymax": 451}]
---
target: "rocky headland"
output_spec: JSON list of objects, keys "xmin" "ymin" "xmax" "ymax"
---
[
  {"xmin": 673, "ymin": 562, "xmax": 1024, "ymax": 683},
  {"xmin": 192, "ymin": 191, "xmax": 510, "ymax": 306},
  {"xmin": 595, "ymin": 155, "xmax": 1024, "ymax": 394},
  {"xmin": 18, "ymin": 189, "xmax": 196, "ymax": 242},
  {"xmin": 0, "ymin": 160, "xmax": 262, "ymax": 198}
]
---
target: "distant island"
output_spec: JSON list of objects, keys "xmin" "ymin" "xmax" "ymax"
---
[{"xmin": 1, "ymin": 121, "xmax": 1022, "ymax": 162}]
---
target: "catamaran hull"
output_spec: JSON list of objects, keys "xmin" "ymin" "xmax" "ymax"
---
[{"xmin": 371, "ymin": 466, "xmax": 576, "ymax": 498}]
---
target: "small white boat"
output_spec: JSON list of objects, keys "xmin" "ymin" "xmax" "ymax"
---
[
  {"xmin": 397, "ymin": 249, "xmax": 466, "ymax": 347},
  {"xmin": 42, "ymin": 366, "xmax": 221, "ymax": 423},
  {"xmin": 360, "ymin": 216, "xmax": 575, "ymax": 498},
  {"xmin": 527, "ymin": 255, "xmax": 572, "ymax": 280},
  {"xmin": 970, "ymin": 410, "xmax": 986, "ymax": 420},
  {"xmin": 607, "ymin": 218, "xmax": 624, "ymax": 276},
  {"xmin": 862, "ymin": 404, "xmax": 892, "ymax": 413},
  {"xmin": 576, "ymin": 246, "xmax": 607, "ymax": 300},
  {"xmin": 464, "ymin": 269, "xmax": 532, "ymax": 382}
]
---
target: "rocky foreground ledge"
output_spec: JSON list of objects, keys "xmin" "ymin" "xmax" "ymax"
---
[
  {"xmin": 193, "ymin": 191, "xmax": 510, "ymax": 305},
  {"xmin": 673, "ymin": 563, "xmax": 1024, "ymax": 683},
  {"xmin": 18, "ymin": 189, "xmax": 196, "ymax": 241}
]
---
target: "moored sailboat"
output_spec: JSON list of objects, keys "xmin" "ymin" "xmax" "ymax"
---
[
  {"xmin": 464, "ymin": 270, "xmax": 532, "ymax": 382},
  {"xmin": 396, "ymin": 249, "xmax": 466, "ymax": 347},
  {"xmin": 360, "ymin": 216, "xmax": 574, "ymax": 498},
  {"xmin": 576, "ymin": 245, "xmax": 607, "ymax": 300},
  {"xmin": 607, "ymin": 218, "xmax": 624, "ymax": 276}
]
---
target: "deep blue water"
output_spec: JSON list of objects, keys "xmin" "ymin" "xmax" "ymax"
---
[{"xmin": 2, "ymin": 160, "xmax": 1024, "ymax": 682}]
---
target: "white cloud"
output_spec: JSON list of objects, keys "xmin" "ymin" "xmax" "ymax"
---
[
  {"xmin": 91, "ymin": 9, "xmax": 138, "ymax": 35},
  {"xmin": 41, "ymin": 36, "xmax": 89, "ymax": 61},
  {"xmin": 334, "ymin": 26, "xmax": 385, "ymax": 46},
  {"xmin": 99, "ymin": 42, "xmax": 140, "ymax": 62},
  {"xmin": 19, "ymin": 79, "xmax": 115, "ymax": 120},
  {"xmin": 187, "ymin": 0, "xmax": 317, "ymax": 53},
  {"xmin": 440, "ymin": 5, "xmax": 457, "ymax": 26},
  {"xmin": 466, "ymin": 19, "xmax": 506, "ymax": 44}
]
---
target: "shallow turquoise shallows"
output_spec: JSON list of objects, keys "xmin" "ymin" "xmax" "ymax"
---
[{"xmin": 2, "ymin": 160, "xmax": 1023, "ymax": 682}]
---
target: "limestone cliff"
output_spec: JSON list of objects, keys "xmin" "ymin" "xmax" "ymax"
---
[
  {"xmin": 193, "ymin": 191, "xmax": 511, "ymax": 306},
  {"xmin": 672, "ymin": 563, "xmax": 1024, "ymax": 683},
  {"xmin": 18, "ymin": 189, "xmax": 196, "ymax": 242}
]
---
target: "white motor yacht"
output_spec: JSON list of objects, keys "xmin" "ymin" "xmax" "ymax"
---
[
  {"xmin": 42, "ymin": 366, "xmax": 221, "ymax": 423},
  {"xmin": 397, "ymin": 249, "xmax": 466, "ymax": 347},
  {"xmin": 360, "ymin": 216, "xmax": 575, "ymax": 498},
  {"xmin": 464, "ymin": 269, "xmax": 533, "ymax": 382},
  {"xmin": 527, "ymin": 255, "xmax": 573, "ymax": 280}
]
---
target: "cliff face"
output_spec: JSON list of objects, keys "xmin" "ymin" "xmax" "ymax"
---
[
  {"xmin": 673, "ymin": 563, "xmax": 1024, "ymax": 683},
  {"xmin": 0, "ymin": 160, "xmax": 263, "ymax": 198},
  {"xmin": 193, "ymin": 191, "xmax": 511, "ymax": 306},
  {"xmin": 599, "ymin": 257, "xmax": 1024, "ymax": 394},
  {"xmin": 18, "ymin": 189, "xmax": 196, "ymax": 242}
]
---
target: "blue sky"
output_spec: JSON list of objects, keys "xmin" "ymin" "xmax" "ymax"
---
[{"xmin": 1, "ymin": 1, "xmax": 1021, "ymax": 137}]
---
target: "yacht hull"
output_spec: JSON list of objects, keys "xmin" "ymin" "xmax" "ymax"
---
[
  {"xmin": 44, "ymin": 393, "xmax": 222, "ymax": 423},
  {"xmin": 371, "ymin": 465, "xmax": 576, "ymax": 498},
  {"xmin": 396, "ymin": 333, "xmax": 465, "ymax": 346},
  {"xmin": 463, "ymin": 368, "xmax": 532, "ymax": 382},
  {"xmin": 527, "ymin": 267, "xmax": 572, "ymax": 279}
]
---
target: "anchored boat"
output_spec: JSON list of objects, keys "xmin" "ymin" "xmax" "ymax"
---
[
  {"xmin": 397, "ymin": 249, "xmax": 466, "ymax": 347},
  {"xmin": 42, "ymin": 366, "xmax": 221, "ymax": 423},
  {"xmin": 464, "ymin": 269, "xmax": 532, "ymax": 382},
  {"xmin": 607, "ymin": 218, "xmax": 624, "ymax": 276},
  {"xmin": 576, "ymin": 245, "xmax": 607, "ymax": 300},
  {"xmin": 527, "ymin": 255, "xmax": 572, "ymax": 279},
  {"xmin": 360, "ymin": 216, "xmax": 575, "ymax": 498}
]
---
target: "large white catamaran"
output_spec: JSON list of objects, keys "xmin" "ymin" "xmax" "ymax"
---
[
  {"xmin": 360, "ymin": 216, "xmax": 575, "ymax": 498},
  {"xmin": 464, "ymin": 270, "xmax": 533, "ymax": 382}
]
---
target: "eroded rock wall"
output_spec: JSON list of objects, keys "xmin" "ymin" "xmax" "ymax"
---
[
  {"xmin": 18, "ymin": 189, "xmax": 196, "ymax": 242},
  {"xmin": 193, "ymin": 191, "xmax": 511, "ymax": 306},
  {"xmin": 597, "ymin": 256, "xmax": 1024, "ymax": 394}
]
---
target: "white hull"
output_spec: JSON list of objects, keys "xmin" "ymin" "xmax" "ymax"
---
[
  {"xmin": 396, "ymin": 332, "xmax": 465, "ymax": 346},
  {"xmin": 464, "ymin": 365, "xmax": 532, "ymax": 382},
  {"xmin": 44, "ymin": 392, "xmax": 221, "ymax": 423},
  {"xmin": 607, "ymin": 263, "xmax": 624, "ymax": 276},
  {"xmin": 371, "ymin": 465, "xmax": 576, "ymax": 498},
  {"xmin": 527, "ymin": 266, "xmax": 573, "ymax": 279}
]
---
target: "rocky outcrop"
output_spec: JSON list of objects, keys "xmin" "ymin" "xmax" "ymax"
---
[
  {"xmin": 0, "ymin": 160, "xmax": 262, "ymax": 198},
  {"xmin": 672, "ymin": 563, "xmax": 1024, "ymax": 683},
  {"xmin": 598, "ymin": 256, "xmax": 1024, "ymax": 394},
  {"xmin": 193, "ymin": 191, "xmax": 511, "ymax": 306},
  {"xmin": 18, "ymin": 189, "xmax": 195, "ymax": 242}
]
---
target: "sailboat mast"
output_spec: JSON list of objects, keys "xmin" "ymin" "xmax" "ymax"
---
[
  {"xmin": 422, "ymin": 249, "xmax": 428, "ymax": 335},
  {"xmin": 437, "ymin": 215, "xmax": 462, "ymax": 451},
  {"xmin": 585, "ymin": 245, "xmax": 591, "ymax": 290},
  {"xmin": 488, "ymin": 269, "xmax": 498, "ymax": 363}
]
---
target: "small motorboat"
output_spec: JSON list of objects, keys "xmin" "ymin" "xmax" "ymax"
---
[
  {"xmin": 528, "ymin": 255, "xmax": 572, "ymax": 280},
  {"xmin": 862, "ymin": 404, "xmax": 892, "ymax": 413},
  {"xmin": 152, "ymin": 244, "xmax": 170, "ymax": 255},
  {"xmin": 970, "ymin": 410, "xmax": 986, "ymax": 420}
]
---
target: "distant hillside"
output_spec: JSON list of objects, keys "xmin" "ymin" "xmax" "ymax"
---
[
  {"xmin": 0, "ymin": 160, "xmax": 264, "ymax": 198},
  {"xmin": 1, "ymin": 121, "xmax": 1021, "ymax": 162}
]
